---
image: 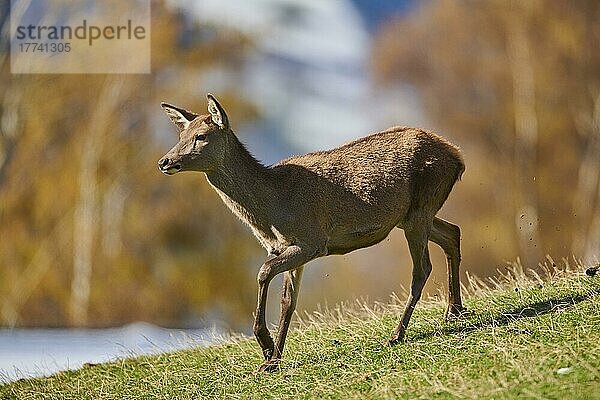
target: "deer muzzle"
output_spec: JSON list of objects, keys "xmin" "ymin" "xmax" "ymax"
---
[{"xmin": 158, "ymin": 156, "xmax": 181, "ymax": 175}]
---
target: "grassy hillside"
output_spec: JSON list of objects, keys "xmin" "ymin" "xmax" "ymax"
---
[{"xmin": 2, "ymin": 263, "xmax": 599, "ymax": 399}]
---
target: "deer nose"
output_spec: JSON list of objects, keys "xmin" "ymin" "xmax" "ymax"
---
[{"xmin": 158, "ymin": 157, "xmax": 170, "ymax": 170}]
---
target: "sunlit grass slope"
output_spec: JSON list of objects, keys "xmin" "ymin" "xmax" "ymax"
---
[{"xmin": 2, "ymin": 262, "xmax": 599, "ymax": 399}]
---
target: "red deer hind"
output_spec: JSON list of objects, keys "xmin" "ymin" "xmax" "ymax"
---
[{"xmin": 158, "ymin": 94, "xmax": 466, "ymax": 372}]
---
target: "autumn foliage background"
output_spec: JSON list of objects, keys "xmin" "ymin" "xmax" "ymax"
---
[{"xmin": 0, "ymin": 0, "xmax": 599, "ymax": 332}]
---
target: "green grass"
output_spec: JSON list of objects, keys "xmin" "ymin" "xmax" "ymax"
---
[{"xmin": 2, "ymin": 263, "xmax": 599, "ymax": 399}]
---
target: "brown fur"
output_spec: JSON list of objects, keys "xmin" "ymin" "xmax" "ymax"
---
[{"xmin": 158, "ymin": 95, "xmax": 466, "ymax": 372}]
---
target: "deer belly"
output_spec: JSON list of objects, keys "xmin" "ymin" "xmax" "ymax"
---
[{"xmin": 326, "ymin": 224, "xmax": 392, "ymax": 255}]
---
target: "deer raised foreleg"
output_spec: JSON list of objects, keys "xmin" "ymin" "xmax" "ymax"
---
[
  {"xmin": 389, "ymin": 224, "xmax": 432, "ymax": 345},
  {"xmin": 254, "ymin": 275, "xmax": 275, "ymax": 361},
  {"xmin": 254, "ymin": 245, "xmax": 318, "ymax": 372}
]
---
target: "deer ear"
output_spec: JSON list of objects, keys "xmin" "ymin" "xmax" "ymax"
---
[
  {"xmin": 207, "ymin": 93, "xmax": 229, "ymax": 129},
  {"xmin": 161, "ymin": 102, "xmax": 199, "ymax": 132}
]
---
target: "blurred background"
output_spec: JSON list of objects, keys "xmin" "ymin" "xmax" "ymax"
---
[{"xmin": 0, "ymin": 0, "xmax": 599, "ymax": 375}]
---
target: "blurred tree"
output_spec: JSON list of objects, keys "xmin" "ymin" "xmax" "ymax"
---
[
  {"xmin": 0, "ymin": 0, "xmax": 259, "ymax": 329},
  {"xmin": 372, "ymin": 0, "xmax": 600, "ymax": 272}
]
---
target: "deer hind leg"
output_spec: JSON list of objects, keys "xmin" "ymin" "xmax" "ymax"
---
[
  {"xmin": 389, "ymin": 222, "xmax": 432, "ymax": 345},
  {"xmin": 254, "ymin": 245, "xmax": 317, "ymax": 372},
  {"xmin": 430, "ymin": 217, "xmax": 467, "ymax": 318}
]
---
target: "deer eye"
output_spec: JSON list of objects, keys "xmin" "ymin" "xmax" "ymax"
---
[{"xmin": 195, "ymin": 134, "xmax": 206, "ymax": 143}]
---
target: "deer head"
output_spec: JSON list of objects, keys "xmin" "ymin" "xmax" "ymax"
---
[{"xmin": 158, "ymin": 94, "xmax": 230, "ymax": 174}]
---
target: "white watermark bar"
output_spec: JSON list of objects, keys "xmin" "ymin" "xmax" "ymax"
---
[{"xmin": 10, "ymin": 0, "xmax": 150, "ymax": 74}]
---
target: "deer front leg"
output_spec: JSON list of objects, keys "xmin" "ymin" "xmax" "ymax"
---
[
  {"xmin": 256, "ymin": 266, "xmax": 305, "ymax": 372},
  {"xmin": 253, "ymin": 245, "xmax": 319, "ymax": 372},
  {"xmin": 253, "ymin": 274, "xmax": 275, "ymax": 361}
]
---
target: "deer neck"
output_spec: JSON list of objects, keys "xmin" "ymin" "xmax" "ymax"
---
[{"xmin": 205, "ymin": 132, "xmax": 275, "ymax": 237}]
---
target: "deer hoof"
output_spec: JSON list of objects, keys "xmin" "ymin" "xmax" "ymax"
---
[
  {"xmin": 387, "ymin": 334, "xmax": 405, "ymax": 346},
  {"xmin": 258, "ymin": 359, "xmax": 280, "ymax": 373},
  {"xmin": 445, "ymin": 305, "xmax": 470, "ymax": 320},
  {"xmin": 262, "ymin": 347, "xmax": 274, "ymax": 361}
]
